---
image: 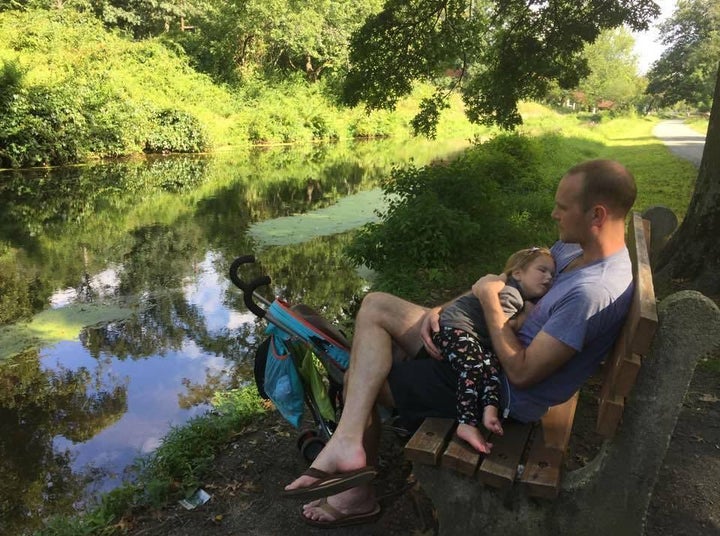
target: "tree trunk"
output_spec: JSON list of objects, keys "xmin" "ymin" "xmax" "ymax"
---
[{"xmin": 655, "ymin": 63, "xmax": 720, "ymax": 294}]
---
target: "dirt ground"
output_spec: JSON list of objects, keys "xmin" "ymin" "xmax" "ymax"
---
[{"xmin": 122, "ymin": 358, "xmax": 720, "ymax": 536}]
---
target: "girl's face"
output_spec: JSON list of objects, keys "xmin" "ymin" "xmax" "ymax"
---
[{"xmin": 513, "ymin": 255, "xmax": 555, "ymax": 299}]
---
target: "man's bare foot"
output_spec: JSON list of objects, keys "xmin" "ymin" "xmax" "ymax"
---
[
  {"xmin": 456, "ymin": 423, "xmax": 493, "ymax": 454},
  {"xmin": 301, "ymin": 485, "xmax": 378, "ymax": 524},
  {"xmin": 483, "ymin": 405, "xmax": 504, "ymax": 435},
  {"xmin": 284, "ymin": 433, "xmax": 368, "ymax": 492}
]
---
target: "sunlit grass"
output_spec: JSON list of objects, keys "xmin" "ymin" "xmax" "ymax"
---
[{"xmin": 685, "ymin": 117, "xmax": 710, "ymax": 136}]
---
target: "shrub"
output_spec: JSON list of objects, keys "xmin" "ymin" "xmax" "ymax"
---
[
  {"xmin": 346, "ymin": 133, "xmax": 558, "ymax": 299},
  {"xmin": 144, "ymin": 109, "xmax": 209, "ymax": 153}
]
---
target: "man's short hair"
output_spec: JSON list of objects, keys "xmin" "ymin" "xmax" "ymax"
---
[{"xmin": 567, "ymin": 159, "xmax": 637, "ymax": 217}]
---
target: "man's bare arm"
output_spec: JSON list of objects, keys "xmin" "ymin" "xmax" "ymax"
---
[{"xmin": 473, "ymin": 275, "xmax": 575, "ymax": 388}]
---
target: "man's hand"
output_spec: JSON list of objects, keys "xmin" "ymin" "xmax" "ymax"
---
[
  {"xmin": 471, "ymin": 273, "xmax": 507, "ymax": 306},
  {"xmin": 420, "ymin": 307, "xmax": 442, "ymax": 359}
]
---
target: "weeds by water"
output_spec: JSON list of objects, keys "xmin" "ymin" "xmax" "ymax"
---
[{"xmin": 32, "ymin": 387, "xmax": 266, "ymax": 536}]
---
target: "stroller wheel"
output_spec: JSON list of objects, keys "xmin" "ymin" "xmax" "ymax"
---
[
  {"xmin": 296, "ymin": 429, "xmax": 320, "ymax": 452},
  {"xmin": 300, "ymin": 435, "xmax": 326, "ymax": 463}
]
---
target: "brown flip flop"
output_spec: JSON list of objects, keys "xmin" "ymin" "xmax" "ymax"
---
[
  {"xmin": 300, "ymin": 497, "xmax": 382, "ymax": 528},
  {"xmin": 281, "ymin": 466, "xmax": 377, "ymax": 500}
]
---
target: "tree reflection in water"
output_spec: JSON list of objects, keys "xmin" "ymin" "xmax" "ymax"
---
[
  {"xmin": 0, "ymin": 349, "xmax": 127, "ymax": 534},
  {"xmin": 0, "ymin": 137, "xmax": 470, "ymax": 532}
]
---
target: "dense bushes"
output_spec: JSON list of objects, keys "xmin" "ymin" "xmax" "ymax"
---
[
  {"xmin": 144, "ymin": 109, "xmax": 209, "ymax": 153},
  {"xmin": 0, "ymin": 8, "xmax": 482, "ymax": 168},
  {"xmin": 0, "ymin": 61, "xmax": 210, "ymax": 167},
  {"xmin": 346, "ymin": 134, "xmax": 560, "ymax": 300}
]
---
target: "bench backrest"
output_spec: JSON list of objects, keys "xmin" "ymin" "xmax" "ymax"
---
[{"xmin": 596, "ymin": 212, "xmax": 658, "ymax": 437}]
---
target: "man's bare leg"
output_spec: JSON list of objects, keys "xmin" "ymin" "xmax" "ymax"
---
[{"xmin": 284, "ymin": 292, "xmax": 426, "ymax": 520}]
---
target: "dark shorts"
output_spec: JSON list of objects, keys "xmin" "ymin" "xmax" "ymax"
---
[
  {"xmin": 386, "ymin": 348, "xmax": 458, "ymax": 428},
  {"xmin": 387, "ymin": 348, "xmax": 513, "ymax": 430}
]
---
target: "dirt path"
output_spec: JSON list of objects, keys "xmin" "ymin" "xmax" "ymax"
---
[{"xmin": 653, "ymin": 119, "xmax": 706, "ymax": 167}]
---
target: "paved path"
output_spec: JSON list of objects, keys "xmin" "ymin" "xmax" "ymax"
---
[{"xmin": 652, "ymin": 119, "xmax": 706, "ymax": 167}]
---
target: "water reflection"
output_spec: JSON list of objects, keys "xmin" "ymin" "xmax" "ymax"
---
[{"xmin": 0, "ymin": 137, "xmax": 469, "ymax": 532}]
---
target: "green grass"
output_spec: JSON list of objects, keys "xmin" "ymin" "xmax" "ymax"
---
[
  {"xmin": 685, "ymin": 116, "xmax": 710, "ymax": 136},
  {"xmin": 33, "ymin": 387, "xmax": 267, "ymax": 536}
]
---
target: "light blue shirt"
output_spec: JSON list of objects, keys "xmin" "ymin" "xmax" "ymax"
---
[{"xmin": 503, "ymin": 241, "xmax": 634, "ymax": 422}]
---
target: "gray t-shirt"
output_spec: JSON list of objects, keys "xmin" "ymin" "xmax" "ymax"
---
[
  {"xmin": 439, "ymin": 278, "xmax": 524, "ymax": 346},
  {"xmin": 505, "ymin": 242, "xmax": 634, "ymax": 422}
]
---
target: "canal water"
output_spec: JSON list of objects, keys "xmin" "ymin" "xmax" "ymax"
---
[{"xmin": 0, "ymin": 137, "xmax": 469, "ymax": 533}]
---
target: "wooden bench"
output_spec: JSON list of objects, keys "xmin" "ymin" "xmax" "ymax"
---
[
  {"xmin": 405, "ymin": 211, "xmax": 658, "ymax": 499},
  {"xmin": 402, "ymin": 208, "xmax": 720, "ymax": 535}
]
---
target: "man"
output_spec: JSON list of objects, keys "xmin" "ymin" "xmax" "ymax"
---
[{"xmin": 284, "ymin": 159, "xmax": 637, "ymax": 528}]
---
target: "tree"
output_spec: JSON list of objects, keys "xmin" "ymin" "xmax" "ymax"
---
[
  {"xmin": 656, "ymin": 63, "xmax": 720, "ymax": 293},
  {"xmin": 341, "ymin": 0, "xmax": 661, "ymax": 134},
  {"xmin": 175, "ymin": 0, "xmax": 383, "ymax": 83},
  {"xmin": 646, "ymin": 0, "xmax": 720, "ymax": 110},
  {"xmin": 576, "ymin": 27, "xmax": 645, "ymax": 111}
]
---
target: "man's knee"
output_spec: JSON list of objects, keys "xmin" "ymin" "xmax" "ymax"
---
[{"xmin": 357, "ymin": 291, "xmax": 393, "ymax": 322}]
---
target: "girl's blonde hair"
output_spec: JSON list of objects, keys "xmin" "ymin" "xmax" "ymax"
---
[{"xmin": 502, "ymin": 247, "xmax": 553, "ymax": 276}]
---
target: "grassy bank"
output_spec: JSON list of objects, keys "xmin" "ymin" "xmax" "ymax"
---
[
  {"xmin": 34, "ymin": 388, "xmax": 267, "ymax": 536},
  {"xmin": 0, "ymin": 9, "xmax": 483, "ymax": 169},
  {"xmin": 685, "ymin": 116, "xmax": 710, "ymax": 136}
]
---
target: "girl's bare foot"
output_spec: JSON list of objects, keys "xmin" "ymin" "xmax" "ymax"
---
[
  {"xmin": 456, "ymin": 423, "xmax": 493, "ymax": 454},
  {"xmin": 483, "ymin": 405, "xmax": 504, "ymax": 435}
]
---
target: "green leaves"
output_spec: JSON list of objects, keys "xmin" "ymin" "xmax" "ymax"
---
[
  {"xmin": 346, "ymin": 133, "xmax": 558, "ymax": 300},
  {"xmin": 342, "ymin": 0, "xmax": 660, "ymax": 131},
  {"xmin": 144, "ymin": 109, "xmax": 209, "ymax": 154},
  {"xmin": 646, "ymin": 0, "xmax": 720, "ymax": 110}
]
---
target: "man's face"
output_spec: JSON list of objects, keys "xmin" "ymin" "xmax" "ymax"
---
[{"xmin": 551, "ymin": 173, "xmax": 589, "ymax": 243}]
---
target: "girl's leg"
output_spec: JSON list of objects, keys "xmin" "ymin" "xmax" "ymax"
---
[
  {"xmin": 481, "ymin": 349, "xmax": 504, "ymax": 435},
  {"xmin": 434, "ymin": 326, "xmax": 493, "ymax": 454}
]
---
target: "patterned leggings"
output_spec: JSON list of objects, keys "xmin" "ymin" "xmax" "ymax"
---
[{"xmin": 432, "ymin": 325, "xmax": 501, "ymax": 427}]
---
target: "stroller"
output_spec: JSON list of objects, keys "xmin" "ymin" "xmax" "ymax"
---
[{"xmin": 229, "ymin": 255, "xmax": 351, "ymax": 462}]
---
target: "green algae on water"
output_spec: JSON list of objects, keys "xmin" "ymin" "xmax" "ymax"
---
[
  {"xmin": 0, "ymin": 303, "xmax": 134, "ymax": 361},
  {"xmin": 248, "ymin": 188, "xmax": 392, "ymax": 247}
]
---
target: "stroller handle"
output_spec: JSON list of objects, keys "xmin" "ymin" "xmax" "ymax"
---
[{"xmin": 229, "ymin": 255, "xmax": 271, "ymax": 318}]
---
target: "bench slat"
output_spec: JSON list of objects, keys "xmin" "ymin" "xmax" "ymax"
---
[
  {"xmin": 613, "ymin": 353, "xmax": 642, "ymax": 397},
  {"xmin": 404, "ymin": 418, "xmax": 455, "ymax": 465},
  {"xmin": 596, "ymin": 394, "xmax": 624, "ymax": 438},
  {"xmin": 519, "ymin": 392, "xmax": 578, "ymax": 498},
  {"xmin": 521, "ymin": 445, "xmax": 565, "ymax": 499},
  {"xmin": 596, "ymin": 214, "xmax": 657, "ymax": 436},
  {"xmin": 539, "ymin": 392, "xmax": 578, "ymax": 449},
  {"xmin": 628, "ymin": 213, "xmax": 658, "ymax": 355},
  {"xmin": 442, "ymin": 433, "xmax": 482, "ymax": 476},
  {"xmin": 477, "ymin": 421, "xmax": 532, "ymax": 489}
]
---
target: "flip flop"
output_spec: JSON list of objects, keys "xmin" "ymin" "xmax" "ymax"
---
[
  {"xmin": 281, "ymin": 466, "xmax": 378, "ymax": 500},
  {"xmin": 300, "ymin": 497, "xmax": 382, "ymax": 528}
]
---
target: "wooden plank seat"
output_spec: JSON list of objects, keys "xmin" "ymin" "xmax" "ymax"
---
[{"xmin": 404, "ymin": 211, "xmax": 658, "ymax": 499}]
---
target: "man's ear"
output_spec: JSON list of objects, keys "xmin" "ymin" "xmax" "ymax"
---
[{"xmin": 590, "ymin": 204, "xmax": 608, "ymax": 226}]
